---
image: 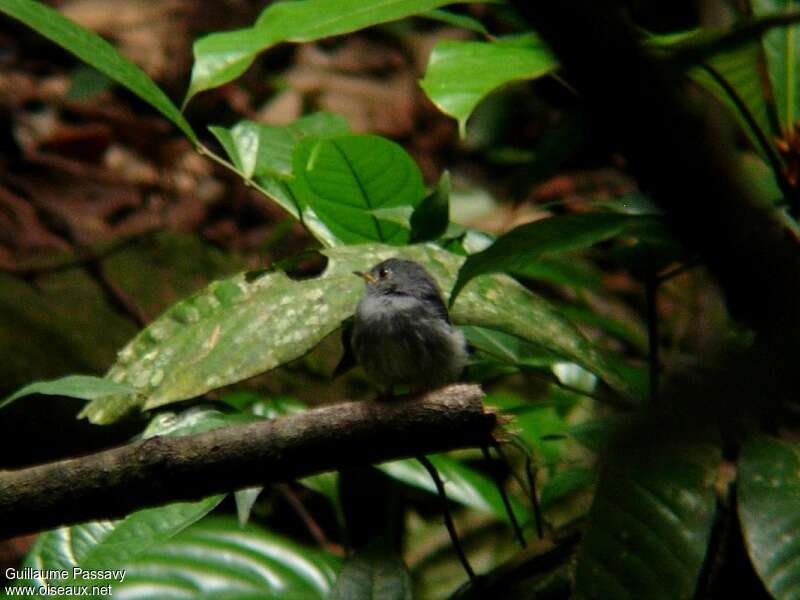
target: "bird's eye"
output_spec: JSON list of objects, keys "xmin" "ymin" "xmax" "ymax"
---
[{"xmin": 378, "ymin": 267, "xmax": 390, "ymax": 279}]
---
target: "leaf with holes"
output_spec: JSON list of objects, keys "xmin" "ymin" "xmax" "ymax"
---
[
  {"xmin": 82, "ymin": 243, "xmax": 634, "ymax": 424},
  {"xmin": 574, "ymin": 441, "xmax": 719, "ymax": 599},
  {"xmin": 738, "ymin": 434, "xmax": 800, "ymax": 600}
]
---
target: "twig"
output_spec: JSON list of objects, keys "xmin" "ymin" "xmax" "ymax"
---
[
  {"xmin": 416, "ymin": 455, "xmax": 477, "ymax": 584},
  {"xmin": 524, "ymin": 454, "xmax": 545, "ymax": 540},
  {"xmin": 480, "ymin": 445, "xmax": 526, "ymax": 548},
  {"xmin": 277, "ymin": 483, "xmax": 343, "ymax": 555},
  {"xmin": 0, "ymin": 384, "xmax": 493, "ymax": 538}
]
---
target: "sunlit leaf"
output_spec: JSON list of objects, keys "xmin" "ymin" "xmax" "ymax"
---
[
  {"xmin": 421, "ymin": 8, "xmax": 488, "ymax": 35},
  {"xmin": 82, "ymin": 243, "xmax": 633, "ymax": 424},
  {"xmin": 186, "ymin": 0, "xmax": 478, "ymax": 104},
  {"xmin": 289, "ymin": 135, "xmax": 425, "ymax": 245},
  {"xmin": 0, "ymin": 375, "xmax": 134, "ymax": 411},
  {"xmin": 420, "ymin": 35, "xmax": 558, "ymax": 136}
]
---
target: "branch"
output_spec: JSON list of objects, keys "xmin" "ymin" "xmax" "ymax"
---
[{"xmin": 0, "ymin": 384, "xmax": 494, "ymax": 539}]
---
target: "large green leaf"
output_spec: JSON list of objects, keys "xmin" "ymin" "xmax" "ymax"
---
[
  {"xmin": 690, "ymin": 41, "xmax": 777, "ymax": 160},
  {"xmin": 0, "ymin": 0, "xmax": 196, "ymax": 143},
  {"xmin": 209, "ymin": 113, "xmax": 351, "ymax": 239},
  {"xmin": 212, "ymin": 113, "xmax": 350, "ymax": 182},
  {"xmin": 462, "ymin": 326, "xmax": 561, "ymax": 370},
  {"xmin": 185, "ymin": 0, "xmax": 477, "ymax": 104},
  {"xmin": 738, "ymin": 434, "xmax": 800, "ymax": 600},
  {"xmin": 101, "ymin": 516, "xmax": 339, "ymax": 599},
  {"xmin": 289, "ymin": 135, "xmax": 426, "ymax": 245},
  {"xmin": 420, "ymin": 35, "xmax": 558, "ymax": 136},
  {"xmin": 574, "ymin": 442, "xmax": 720, "ymax": 599},
  {"xmin": 378, "ymin": 453, "xmax": 528, "ymax": 525},
  {"xmin": 752, "ymin": 0, "xmax": 800, "ymax": 133},
  {"xmin": 0, "ymin": 374, "xmax": 133, "ymax": 411},
  {"xmin": 329, "ymin": 541, "xmax": 413, "ymax": 600},
  {"xmin": 81, "ymin": 243, "xmax": 633, "ymax": 424},
  {"xmin": 450, "ymin": 213, "xmax": 656, "ymax": 305},
  {"xmin": 20, "ymin": 497, "xmax": 223, "ymax": 590}
]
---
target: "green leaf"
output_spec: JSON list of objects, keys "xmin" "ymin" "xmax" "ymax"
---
[
  {"xmin": 234, "ymin": 486, "xmax": 263, "ymax": 526},
  {"xmin": 141, "ymin": 406, "xmax": 259, "ymax": 440},
  {"xmin": 752, "ymin": 0, "xmax": 800, "ymax": 133},
  {"xmin": 421, "ymin": 8, "xmax": 488, "ymax": 35},
  {"xmin": 420, "ymin": 35, "xmax": 558, "ymax": 136},
  {"xmin": 738, "ymin": 434, "xmax": 800, "ymax": 600},
  {"xmin": 378, "ymin": 453, "xmax": 528, "ymax": 525},
  {"xmin": 329, "ymin": 540, "xmax": 413, "ymax": 600},
  {"xmin": 82, "ymin": 243, "xmax": 634, "ymax": 424},
  {"xmin": 104, "ymin": 516, "xmax": 339, "ymax": 599},
  {"xmin": 289, "ymin": 135, "xmax": 426, "ymax": 245},
  {"xmin": 0, "ymin": 0, "xmax": 196, "ymax": 143},
  {"xmin": 210, "ymin": 112, "xmax": 351, "ymax": 182},
  {"xmin": 574, "ymin": 442, "xmax": 720, "ymax": 599},
  {"xmin": 410, "ymin": 170, "xmax": 451, "ymax": 243},
  {"xmin": 485, "ymin": 393, "xmax": 570, "ymax": 465},
  {"xmin": 739, "ymin": 151, "xmax": 785, "ymax": 204},
  {"xmin": 463, "ymin": 326, "xmax": 560, "ymax": 369},
  {"xmin": 540, "ymin": 467, "xmax": 595, "ymax": 510},
  {"xmin": 20, "ymin": 497, "xmax": 223, "ymax": 589},
  {"xmin": 0, "ymin": 374, "xmax": 134, "ymax": 411},
  {"xmin": 690, "ymin": 41, "xmax": 777, "ymax": 160},
  {"xmin": 512, "ymin": 255, "xmax": 605, "ymax": 289},
  {"xmin": 450, "ymin": 213, "xmax": 653, "ymax": 306},
  {"xmin": 186, "ymin": 0, "xmax": 478, "ymax": 104},
  {"xmin": 209, "ymin": 113, "xmax": 351, "ymax": 228}
]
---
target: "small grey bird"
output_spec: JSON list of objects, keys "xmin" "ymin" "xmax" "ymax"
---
[{"xmin": 351, "ymin": 258, "xmax": 468, "ymax": 391}]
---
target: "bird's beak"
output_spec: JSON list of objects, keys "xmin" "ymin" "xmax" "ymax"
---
[{"xmin": 353, "ymin": 270, "xmax": 377, "ymax": 285}]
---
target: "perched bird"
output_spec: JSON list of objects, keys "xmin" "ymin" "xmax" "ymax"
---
[{"xmin": 351, "ymin": 258, "xmax": 468, "ymax": 391}]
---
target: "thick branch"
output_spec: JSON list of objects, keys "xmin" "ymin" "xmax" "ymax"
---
[{"xmin": 0, "ymin": 385, "xmax": 493, "ymax": 539}]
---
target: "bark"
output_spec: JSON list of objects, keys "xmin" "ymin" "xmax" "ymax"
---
[{"xmin": 0, "ymin": 384, "xmax": 493, "ymax": 538}]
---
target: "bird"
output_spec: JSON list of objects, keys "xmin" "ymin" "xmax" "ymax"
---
[{"xmin": 351, "ymin": 258, "xmax": 468, "ymax": 392}]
